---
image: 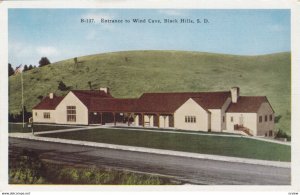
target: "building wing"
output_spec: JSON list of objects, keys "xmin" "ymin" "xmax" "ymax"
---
[{"xmin": 226, "ymin": 96, "xmax": 274, "ymax": 113}]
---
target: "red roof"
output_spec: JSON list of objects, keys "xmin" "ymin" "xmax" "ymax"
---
[
  {"xmin": 33, "ymin": 95, "xmax": 63, "ymax": 110},
  {"xmin": 226, "ymin": 96, "xmax": 274, "ymax": 113},
  {"xmin": 90, "ymin": 98, "xmax": 138, "ymax": 112},
  {"xmin": 71, "ymin": 90, "xmax": 112, "ymax": 108},
  {"xmin": 33, "ymin": 90, "xmax": 272, "ymax": 114},
  {"xmin": 135, "ymin": 91, "xmax": 231, "ymax": 113}
]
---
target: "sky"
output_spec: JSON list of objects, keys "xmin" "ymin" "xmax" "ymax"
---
[{"xmin": 8, "ymin": 9, "xmax": 290, "ymax": 67}]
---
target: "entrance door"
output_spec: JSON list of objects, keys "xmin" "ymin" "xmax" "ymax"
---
[
  {"xmin": 239, "ymin": 114, "xmax": 244, "ymax": 127},
  {"xmin": 89, "ymin": 112, "xmax": 101, "ymax": 124}
]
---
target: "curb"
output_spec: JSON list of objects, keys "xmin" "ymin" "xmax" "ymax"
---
[{"xmin": 9, "ymin": 133, "xmax": 290, "ymax": 169}]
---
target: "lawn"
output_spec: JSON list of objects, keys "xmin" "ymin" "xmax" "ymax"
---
[
  {"xmin": 8, "ymin": 123, "xmax": 79, "ymax": 133},
  {"xmin": 42, "ymin": 128, "xmax": 291, "ymax": 162}
]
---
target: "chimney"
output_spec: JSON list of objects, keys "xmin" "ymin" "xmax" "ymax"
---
[
  {"xmin": 100, "ymin": 87, "xmax": 109, "ymax": 94},
  {"xmin": 230, "ymin": 87, "xmax": 239, "ymax": 103},
  {"xmin": 49, "ymin": 93, "xmax": 54, "ymax": 99}
]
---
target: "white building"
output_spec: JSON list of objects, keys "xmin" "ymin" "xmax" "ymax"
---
[{"xmin": 32, "ymin": 87, "xmax": 275, "ymax": 137}]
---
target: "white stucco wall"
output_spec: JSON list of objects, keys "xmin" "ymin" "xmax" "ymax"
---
[
  {"xmin": 221, "ymin": 97, "xmax": 232, "ymax": 130},
  {"xmin": 226, "ymin": 112, "xmax": 257, "ymax": 135},
  {"xmin": 55, "ymin": 92, "xmax": 88, "ymax": 125},
  {"xmin": 32, "ymin": 109, "xmax": 56, "ymax": 123},
  {"xmin": 174, "ymin": 98, "xmax": 209, "ymax": 131},
  {"xmin": 207, "ymin": 98, "xmax": 231, "ymax": 132},
  {"xmin": 208, "ymin": 109, "xmax": 221, "ymax": 132},
  {"xmin": 257, "ymin": 102, "xmax": 275, "ymax": 136}
]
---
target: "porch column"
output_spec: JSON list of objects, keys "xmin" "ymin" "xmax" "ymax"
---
[
  {"xmin": 100, "ymin": 112, "xmax": 103, "ymax": 125},
  {"xmin": 169, "ymin": 114, "xmax": 174, "ymax": 127},
  {"xmin": 127, "ymin": 113, "xmax": 131, "ymax": 126},
  {"xmin": 157, "ymin": 113, "xmax": 160, "ymax": 128},
  {"xmin": 142, "ymin": 113, "xmax": 145, "ymax": 127},
  {"xmin": 113, "ymin": 112, "xmax": 116, "ymax": 126}
]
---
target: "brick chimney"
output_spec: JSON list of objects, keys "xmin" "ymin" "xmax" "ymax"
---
[
  {"xmin": 230, "ymin": 87, "xmax": 240, "ymax": 103},
  {"xmin": 100, "ymin": 87, "xmax": 110, "ymax": 94},
  {"xmin": 49, "ymin": 93, "xmax": 54, "ymax": 99}
]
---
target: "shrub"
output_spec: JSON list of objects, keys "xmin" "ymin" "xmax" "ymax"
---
[
  {"xmin": 275, "ymin": 129, "xmax": 291, "ymax": 141},
  {"xmin": 9, "ymin": 149, "xmax": 45, "ymax": 184}
]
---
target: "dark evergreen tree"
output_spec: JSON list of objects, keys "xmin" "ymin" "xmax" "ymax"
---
[
  {"xmin": 8, "ymin": 63, "xmax": 14, "ymax": 76},
  {"xmin": 58, "ymin": 81, "xmax": 68, "ymax": 91},
  {"xmin": 39, "ymin": 57, "xmax": 51, "ymax": 67},
  {"xmin": 23, "ymin": 65, "xmax": 28, "ymax": 72},
  {"xmin": 28, "ymin": 64, "xmax": 33, "ymax": 70}
]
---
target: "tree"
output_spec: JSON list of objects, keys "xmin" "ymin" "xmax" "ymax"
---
[
  {"xmin": 58, "ymin": 81, "xmax": 69, "ymax": 91},
  {"xmin": 8, "ymin": 63, "xmax": 14, "ymax": 76},
  {"xmin": 88, "ymin": 81, "xmax": 92, "ymax": 90},
  {"xmin": 37, "ymin": 95, "xmax": 43, "ymax": 101},
  {"xmin": 39, "ymin": 57, "xmax": 51, "ymax": 67},
  {"xmin": 23, "ymin": 65, "xmax": 28, "ymax": 72},
  {"xmin": 28, "ymin": 65, "xmax": 33, "ymax": 71}
]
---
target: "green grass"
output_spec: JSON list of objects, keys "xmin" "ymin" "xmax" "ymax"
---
[
  {"xmin": 42, "ymin": 128, "xmax": 291, "ymax": 162},
  {"xmin": 114, "ymin": 126, "xmax": 238, "ymax": 135},
  {"xmin": 8, "ymin": 123, "xmax": 79, "ymax": 133},
  {"xmin": 8, "ymin": 50, "xmax": 291, "ymax": 134}
]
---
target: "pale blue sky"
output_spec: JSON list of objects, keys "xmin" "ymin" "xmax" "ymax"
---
[{"xmin": 8, "ymin": 9, "xmax": 290, "ymax": 67}]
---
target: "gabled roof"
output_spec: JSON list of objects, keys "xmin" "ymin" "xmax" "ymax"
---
[
  {"xmin": 226, "ymin": 96, "xmax": 274, "ymax": 113},
  {"xmin": 33, "ymin": 95, "xmax": 64, "ymax": 110},
  {"xmin": 71, "ymin": 90, "xmax": 112, "ymax": 108},
  {"xmin": 136, "ymin": 91, "xmax": 230, "ymax": 113},
  {"xmin": 90, "ymin": 98, "xmax": 138, "ymax": 112}
]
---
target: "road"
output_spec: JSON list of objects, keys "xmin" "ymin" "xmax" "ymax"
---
[{"xmin": 9, "ymin": 137, "xmax": 290, "ymax": 185}]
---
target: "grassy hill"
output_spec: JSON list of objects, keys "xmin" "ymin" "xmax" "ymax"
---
[{"xmin": 9, "ymin": 50, "xmax": 291, "ymax": 134}]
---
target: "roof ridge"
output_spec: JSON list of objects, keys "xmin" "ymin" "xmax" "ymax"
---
[{"xmin": 142, "ymin": 91, "xmax": 230, "ymax": 94}]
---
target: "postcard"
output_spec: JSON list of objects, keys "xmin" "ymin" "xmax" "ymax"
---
[{"xmin": 1, "ymin": 0, "xmax": 300, "ymax": 194}]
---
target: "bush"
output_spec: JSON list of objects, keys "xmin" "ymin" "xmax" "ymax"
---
[
  {"xmin": 9, "ymin": 158, "xmax": 176, "ymax": 184},
  {"xmin": 9, "ymin": 107, "xmax": 32, "ymax": 122},
  {"xmin": 9, "ymin": 149, "xmax": 45, "ymax": 184},
  {"xmin": 275, "ymin": 129, "xmax": 291, "ymax": 141}
]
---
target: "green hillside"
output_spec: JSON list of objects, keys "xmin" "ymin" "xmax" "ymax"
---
[{"xmin": 9, "ymin": 50, "xmax": 291, "ymax": 134}]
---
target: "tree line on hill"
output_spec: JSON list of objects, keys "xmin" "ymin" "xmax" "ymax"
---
[{"xmin": 8, "ymin": 57, "xmax": 51, "ymax": 76}]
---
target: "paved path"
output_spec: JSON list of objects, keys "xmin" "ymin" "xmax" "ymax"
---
[
  {"xmin": 9, "ymin": 137, "xmax": 291, "ymax": 185},
  {"xmin": 33, "ymin": 126, "xmax": 101, "ymax": 135}
]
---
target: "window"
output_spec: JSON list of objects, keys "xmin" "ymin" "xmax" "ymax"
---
[
  {"xmin": 223, "ymin": 116, "xmax": 225, "ymax": 123},
  {"xmin": 230, "ymin": 116, "xmax": 233, "ymax": 122},
  {"xmin": 67, "ymin": 106, "xmax": 76, "ymax": 122},
  {"xmin": 265, "ymin": 115, "xmax": 267, "ymax": 122},
  {"xmin": 185, "ymin": 116, "xmax": 196, "ymax": 123},
  {"xmin": 43, "ymin": 112, "xmax": 50, "ymax": 119},
  {"xmin": 259, "ymin": 116, "xmax": 262, "ymax": 123},
  {"xmin": 269, "ymin": 114, "xmax": 273, "ymax": 121}
]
